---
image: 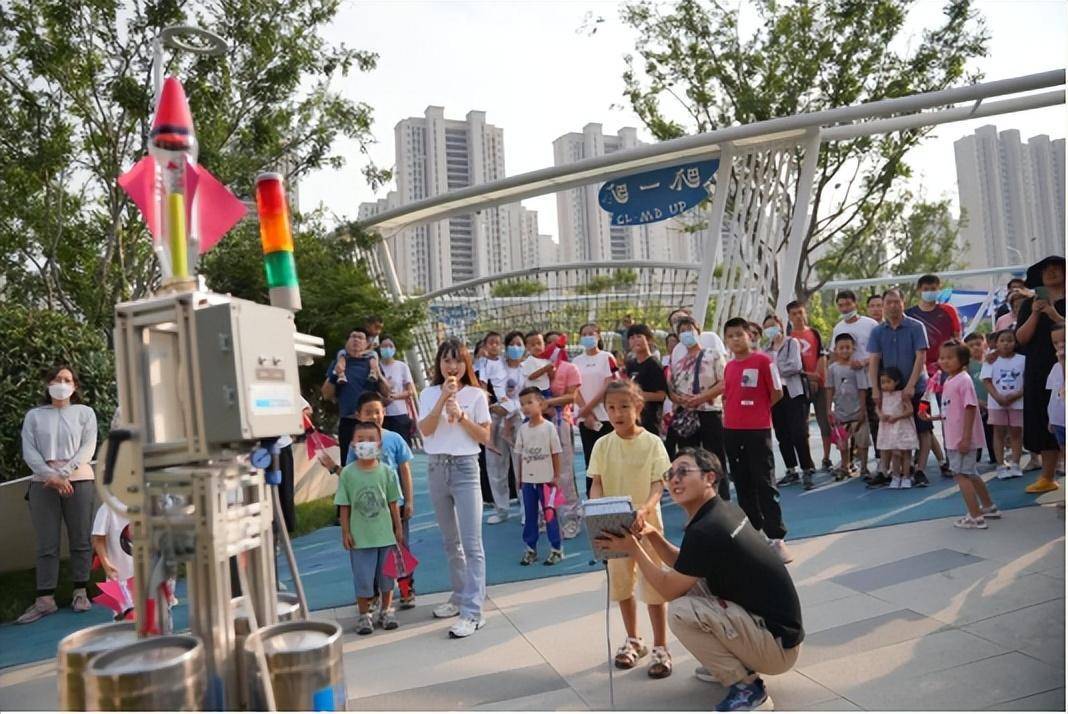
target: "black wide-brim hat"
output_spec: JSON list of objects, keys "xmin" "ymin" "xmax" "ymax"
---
[{"xmin": 1026, "ymin": 255, "xmax": 1066, "ymax": 288}]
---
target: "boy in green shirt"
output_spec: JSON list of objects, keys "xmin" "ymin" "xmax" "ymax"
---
[{"xmin": 335, "ymin": 420, "xmax": 404, "ymax": 634}]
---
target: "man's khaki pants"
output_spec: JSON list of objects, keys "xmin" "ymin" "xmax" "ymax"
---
[{"xmin": 669, "ymin": 585, "xmax": 800, "ymax": 686}]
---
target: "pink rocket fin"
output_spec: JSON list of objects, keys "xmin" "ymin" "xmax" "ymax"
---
[
  {"xmin": 118, "ymin": 156, "xmax": 160, "ymax": 239},
  {"xmin": 190, "ymin": 163, "xmax": 247, "ymax": 253}
]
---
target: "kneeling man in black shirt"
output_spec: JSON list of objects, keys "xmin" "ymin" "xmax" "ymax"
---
[{"xmin": 595, "ymin": 447, "xmax": 803, "ymax": 712}]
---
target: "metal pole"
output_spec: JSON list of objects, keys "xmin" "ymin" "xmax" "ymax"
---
[
  {"xmin": 693, "ymin": 143, "xmax": 735, "ymax": 329},
  {"xmin": 375, "ymin": 232, "xmax": 428, "ymax": 390},
  {"xmin": 775, "ymin": 128, "xmax": 822, "ymax": 317}
]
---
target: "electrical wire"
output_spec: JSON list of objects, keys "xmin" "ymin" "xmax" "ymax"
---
[{"xmin": 605, "ymin": 561, "xmax": 614, "ymax": 711}]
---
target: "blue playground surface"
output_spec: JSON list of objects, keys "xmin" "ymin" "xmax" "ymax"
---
[{"xmin": 0, "ymin": 449, "xmax": 1058, "ymax": 670}]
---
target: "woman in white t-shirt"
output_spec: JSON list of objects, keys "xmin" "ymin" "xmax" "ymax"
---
[
  {"xmin": 417, "ymin": 338, "xmax": 491, "ymax": 639},
  {"xmin": 482, "ymin": 330, "xmax": 526, "ymax": 523},
  {"xmin": 378, "ymin": 336, "xmax": 416, "ymax": 445},
  {"xmin": 573, "ymin": 323, "xmax": 619, "ymax": 495}
]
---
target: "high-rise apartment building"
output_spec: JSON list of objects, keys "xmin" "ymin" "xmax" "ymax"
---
[
  {"xmin": 367, "ymin": 108, "xmax": 506, "ymax": 293},
  {"xmin": 954, "ymin": 125, "xmax": 1065, "ymax": 268},
  {"xmin": 553, "ymin": 124, "xmax": 673, "ymax": 265}
]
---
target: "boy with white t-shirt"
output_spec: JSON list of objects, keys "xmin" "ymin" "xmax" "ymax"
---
[
  {"xmin": 980, "ymin": 330, "xmax": 1026, "ymax": 478},
  {"xmin": 91, "ymin": 503, "xmax": 134, "ymax": 619},
  {"xmin": 1047, "ymin": 326, "xmax": 1065, "ymax": 455},
  {"xmin": 515, "ymin": 388, "xmax": 564, "ymax": 565},
  {"xmin": 521, "ymin": 332, "xmax": 554, "ymax": 393}
]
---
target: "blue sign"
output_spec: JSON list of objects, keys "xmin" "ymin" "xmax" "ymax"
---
[
  {"xmin": 429, "ymin": 304, "xmax": 478, "ymax": 327},
  {"xmin": 598, "ymin": 159, "xmax": 720, "ymax": 226}
]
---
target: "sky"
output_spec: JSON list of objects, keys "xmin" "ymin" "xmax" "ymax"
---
[{"xmin": 298, "ymin": 0, "xmax": 1067, "ymax": 242}]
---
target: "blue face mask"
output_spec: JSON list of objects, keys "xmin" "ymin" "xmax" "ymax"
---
[
  {"xmin": 506, "ymin": 345, "xmax": 525, "ymax": 361},
  {"xmin": 580, "ymin": 335, "xmax": 598, "ymax": 350},
  {"xmin": 764, "ymin": 326, "xmax": 781, "ymax": 340},
  {"xmin": 379, "ymin": 347, "xmax": 396, "ymax": 360},
  {"xmin": 921, "ymin": 290, "xmax": 940, "ymax": 303},
  {"xmin": 679, "ymin": 330, "xmax": 698, "ymax": 347}
]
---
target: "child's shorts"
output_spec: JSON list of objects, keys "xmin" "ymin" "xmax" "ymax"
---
[
  {"xmin": 349, "ymin": 546, "xmax": 396, "ymax": 599},
  {"xmin": 988, "ymin": 409, "xmax": 1023, "ymax": 427},
  {"xmin": 607, "ymin": 548, "xmax": 666, "ymax": 605},
  {"xmin": 947, "ymin": 449, "xmax": 979, "ymax": 476},
  {"xmin": 1053, "ymin": 424, "xmax": 1066, "ymax": 447}
]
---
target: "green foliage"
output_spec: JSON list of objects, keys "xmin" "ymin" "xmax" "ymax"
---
[
  {"xmin": 0, "ymin": 0, "xmax": 387, "ymax": 329},
  {"xmin": 822, "ymin": 194, "xmax": 963, "ymax": 282},
  {"xmin": 200, "ymin": 219, "xmax": 425, "ymax": 424},
  {"xmin": 575, "ymin": 269, "xmax": 641, "ymax": 295},
  {"xmin": 490, "ymin": 279, "xmax": 548, "ymax": 298},
  {"xmin": 616, "ymin": 0, "xmax": 988, "ymax": 299},
  {"xmin": 0, "ymin": 304, "xmax": 117, "ymax": 481}
]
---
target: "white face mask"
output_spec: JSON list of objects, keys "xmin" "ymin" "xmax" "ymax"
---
[
  {"xmin": 48, "ymin": 383, "xmax": 74, "ymax": 401},
  {"xmin": 840, "ymin": 309, "xmax": 858, "ymax": 320},
  {"xmin": 354, "ymin": 441, "xmax": 379, "ymax": 460}
]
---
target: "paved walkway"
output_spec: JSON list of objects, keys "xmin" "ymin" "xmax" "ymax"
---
[{"xmin": 2, "ymin": 497, "xmax": 1062, "ymax": 711}]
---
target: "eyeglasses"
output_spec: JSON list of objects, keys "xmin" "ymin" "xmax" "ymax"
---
[{"xmin": 663, "ymin": 466, "xmax": 704, "ymax": 482}]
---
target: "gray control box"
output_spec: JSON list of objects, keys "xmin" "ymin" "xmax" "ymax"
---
[{"xmin": 196, "ymin": 299, "xmax": 303, "ymax": 443}]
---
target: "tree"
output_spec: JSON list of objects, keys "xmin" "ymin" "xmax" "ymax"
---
[
  {"xmin": 614, "ymin": 0, "xmax": 988, "ymax": 302},
  {"xmin": 490, "ymin": 279, "xmax": 547, "ymax": 298},
  {"xmin": 0, "ymin": 0, "xmax": 389, "ymax": 330},
  {"xmin": 0, "ymin": 304, "xmax": 116, "ymax": 482},
  {"xmin": 825, "ymin": 194, "xmax": 963, "ymax": 283}
]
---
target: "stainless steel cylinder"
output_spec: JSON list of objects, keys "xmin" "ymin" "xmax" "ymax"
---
[
  {"xmin": 84, "ymin": 634, "xmax": 205, "ymax": 711},
  {"xmin": 57, "ymin": 622, "xmax": 139, "ymax": 711},
  {"xmin": 243, "ymin": 619, "xmax": 346, "ymax": 711},
  {"xmin": 232, "ymin": 592, "xmax": 301, "ymax": 708}
]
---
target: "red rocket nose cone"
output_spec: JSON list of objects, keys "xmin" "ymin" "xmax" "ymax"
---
[{"xmin": 151, "ymin": 76, "xmax": 194, "ymax": 141}]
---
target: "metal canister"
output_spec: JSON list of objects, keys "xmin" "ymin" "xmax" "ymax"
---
[
  {"xmin": 57, "ymin": 622, "xmax": 139, "ymax": 711},
  {"xmin": 243, "ymin": 619, "xmax": 346, "ymax": 711},
  {"xmin": 232, "ymin": 592, "xmax": 301, "ymax": 708},
  {"xmin": 84, "ymin": 634, "xmax": 205, "ymax": 711}
]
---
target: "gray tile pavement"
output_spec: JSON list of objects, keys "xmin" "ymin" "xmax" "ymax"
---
[{"xmin": 0, "ymin": 503, "xmax": 1063, "ymax": 711}]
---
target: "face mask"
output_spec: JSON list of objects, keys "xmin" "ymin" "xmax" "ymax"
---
[
  {"xmin": 506, "ymin": 345, "xmax": 525, "ymax": 361},
  {"xmin": 48, "ymin": 383, "xmax": 74, "ymax": 401},
  {"xmin": 379, "ymin": 347, "xmax": 396, "ymax": 360},
  {"xmin": 840, "ymin": 309, "xmax": 858, "ymax": 320},
  {"xmin": 353, "ymin": 441, "xmax": 379, "ymax": 460},
  {"xmin": 679, "ymin": 331, "xmax": 698, "ymax": 347},
  {"xmin": 580, "ymin": 335, "xmax": 598, "ymax": 350},
  {"xmin": 764, "ymin": 326, "xmax": 781, "ymax": 340},
  {"xmin": 921, "ymin": 290, "xmax": 939, "ymax": 303}
]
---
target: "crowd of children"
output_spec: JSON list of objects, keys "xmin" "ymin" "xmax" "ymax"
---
[{"xmin": 308, "ymin": 261, "xmax": 1064, "ymax": 664}]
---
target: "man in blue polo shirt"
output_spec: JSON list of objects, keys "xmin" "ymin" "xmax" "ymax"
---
[
  {"xmin": 867, "ymin": 287, "xmax": 931, "ymax": 488},
  {"xmin": 322, "ymin": 327, "xmax": 384, "ymax": 465}
]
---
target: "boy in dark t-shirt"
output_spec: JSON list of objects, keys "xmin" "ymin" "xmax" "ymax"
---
[{"xmin": 624, "ymin": 324, "xmax": 669, "ymax": 435}]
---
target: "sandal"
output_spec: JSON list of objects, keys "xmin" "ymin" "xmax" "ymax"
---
[
  {"xmin": 953, "ymin": 515, "xmax": 988, "ymax": 530},
  {"xmin": 648, "ymin": 645, "xmax": 672, "ymax": 679},
  {"xmin": 614, "ymin": 637, "xmax": 648, "ymax": 669}
]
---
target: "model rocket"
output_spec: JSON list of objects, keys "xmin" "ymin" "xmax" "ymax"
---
[{"xmin": 119, "ymin": 76, "xmax": 247, "ymax": 283}]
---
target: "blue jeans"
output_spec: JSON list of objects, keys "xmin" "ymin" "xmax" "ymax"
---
[
  {"xmin": 427, "ymin": 454, "xmax": 485, "ymax": 618},
  {"xmin": 349, "ymin": 546, "xmax": 395, "ymax": 599},
  {"xmin": 521, "ymin": 482, "xmax": 561, "ymax": 551}
]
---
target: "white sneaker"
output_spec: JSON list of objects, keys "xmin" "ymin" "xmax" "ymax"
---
[
  {"xmin": 899, "ymin": 477, "xmax": 913, "ymax": 489},
  {"xmin": 889, "ymin": 475, "xmax": 902, "ymax": 489},
  {"xmin": 448, "ymin": 615, "xmax": 486, "ymax": 638},
  {"xmin": 695, "ymin": 665, "xmax": 716, "ymax": 683},
  {"xmin": 16, "ymin": 596, "xmax": 57, "ymax": 625},
  {"xmin": 982, "ymin": 505, "xmax": 1003, "ymax": 519},
  {"xmin": 433, "ymin": 602, "xmax": 460, "ymax": 619},
  {"xmin": 995, "ymin": 465, "xmax": 1012, "ymax": 480},
  {"xmin": 487, "ymin": 511, "xmax": 508, "ymax": 525},
  {"xmin": 1009, "ymin": 463, "xmax": 1024, "ymax": 478},
  {"xmin": 71, "ymin": 589, "xmax": 91, "ymax": 613},
  {"xmin": 770, "ymin": 539, "xmax": 794, "ymax": 564}
]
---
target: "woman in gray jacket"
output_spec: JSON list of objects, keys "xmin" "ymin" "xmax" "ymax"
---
[
  {"xmin": 17, "ymin": 365, "xmax": 98, "ymax": 624},
  {"xmin": 763, "ymin": 316, "xmax": 817, "ymax": 490}
]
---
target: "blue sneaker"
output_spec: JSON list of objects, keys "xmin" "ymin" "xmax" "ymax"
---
[{"xmin": 715, "ymin": 678, "xmax": 773, "ymax": 711}]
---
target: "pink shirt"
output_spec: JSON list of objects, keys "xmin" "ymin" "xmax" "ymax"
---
[
  {"xmin": 550, "ymin": 360, "xmax": 582, "ymax": 424},
  {"xmin": 941, "ymin": 371, "xmax": 986, "ymax": 451}
]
